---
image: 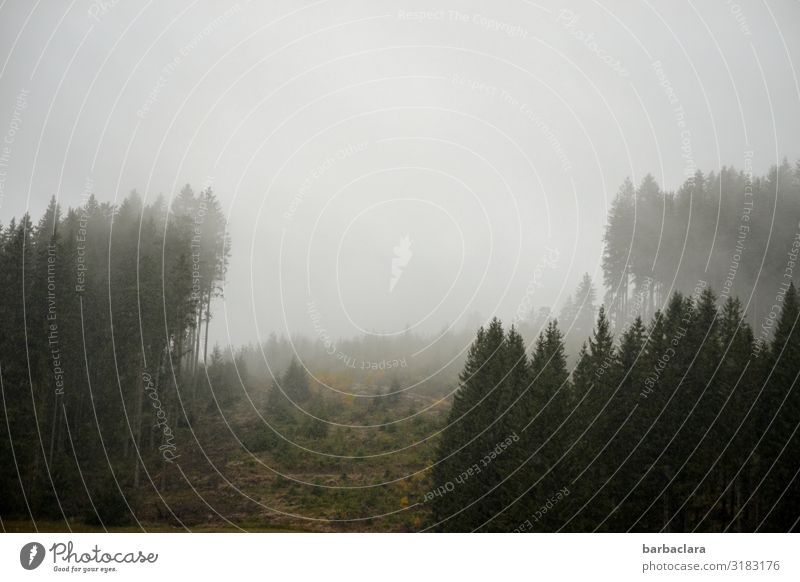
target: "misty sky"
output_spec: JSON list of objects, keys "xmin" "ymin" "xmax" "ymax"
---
[{"xmin": 1, "ymin": 0, "xmax": 799, "ymax": 347}]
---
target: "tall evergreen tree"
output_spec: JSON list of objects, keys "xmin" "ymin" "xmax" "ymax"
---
[
  {"xmin": 431, "ymin": 319, "xmax": 507, "ymax": 531},
  {"xmin": 757, "ymin": 284, "xmax": 800, "ymax": 531}
]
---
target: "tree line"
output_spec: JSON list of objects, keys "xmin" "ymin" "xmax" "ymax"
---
[
  {"xmin": 602, "ymin": 160, "xmax": 800, "ymax": 336},
  {"xmin": 3, "ymin": 162, "xmax": 799, "ymax": 532},
  {"xmin": 0, "ymin": 186, "xmax": 229, "ymax": 526},
  {"xmin": 431, "ymin": 284, "xmax": 799, "ymax": 531}
]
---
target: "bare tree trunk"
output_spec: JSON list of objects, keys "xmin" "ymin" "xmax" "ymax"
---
[
  {"xmin": 193, "ymin": 307, "xmax": 202, "ymax": 375},
  {"xmin": 187, "ymin": 323, "xmax": 194, "ymax": 376},
  {"xmin": 622, "ymin": 270, "xmax": 629, "ymax": 323},
  {"xmin": 188, "ymin": 307, "xmax": 201, "ymax": 405},
  {"xmin": 203, "ymin": 294, "xmax": 211, "ymax": 366}
]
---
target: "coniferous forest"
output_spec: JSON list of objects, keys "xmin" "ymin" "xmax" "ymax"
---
[
  {"xmin": 1, "ymin": 164, "xmax": 799, "ymax": 532},
  {"xmin": 4, "ymin": 6, "xmax": 800, "ymax": 582},
  {"xmin": 0, "ymin": 187, "xmax": 231, "ymax": 528}
]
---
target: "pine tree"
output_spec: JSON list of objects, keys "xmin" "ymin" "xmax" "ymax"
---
[
  {"xmin": 514, "ymin": 320, "xmax": 570, "ymax": 530},
  {"xmin": 484, "ymin": 325, "xmax": 529, "ymax": 530},
  {"xmin": 282, "ymin": 357, "xmax": 311, "ymax": 403},
  {"xmin": 708, "ymin": 296, "xmax": 755, "ymax": 530},
  {"xmin": 561, "ymin": 274, "xmax": 597, "ymax": 359},
  {"xmin": 668, "ymin": 287, "xmax": 720, "ymax": 531},
  {"xmin": 600, "ymin": 316, "xmax": 647, "ymax": 530},
  {"xmin": 569, "ymin": 307, "xmax": 618, "ymax": 528},
  {"xmin": 603, "ymin": 178, "xmax": 635, "ymax": 327},
  {"xmin": 431, "ymin": 318, "xmax": 506, "ymax": 531},
  {"xmin": 758, "ymin": 283, "xmax": 800, "ymax": 530}
]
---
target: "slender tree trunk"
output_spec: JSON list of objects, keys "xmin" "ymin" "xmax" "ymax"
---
[
  {"xmin": 622, "ymin": 270, "xmax": 629, "ymax": 323},
  {"xmin": 203, "ymin": 294, "xmax": 211, "ymax": 366},
  {"xmin": 150, "ymin": 347, "xmax": 166, "ymax": 452},
  {"xmin": 193, "ymin": 307, "xmax": 202, "ymax": 375},
  {"xmin": 187, "ymin": 323, "xmax": 195, "ymax": 376}
]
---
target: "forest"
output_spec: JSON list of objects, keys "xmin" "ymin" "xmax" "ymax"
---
[
  {"xmin": 600, "ymin": 159, "xmax": 800, "ymax": 336},
  {"xmin": 0, "ymin": 161, "xmax": 799, "ymax": 532}
]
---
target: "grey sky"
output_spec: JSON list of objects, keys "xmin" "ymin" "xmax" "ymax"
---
[{"xmin": 1, "ymin": 0, "xmax": 799, "ymax": 347}]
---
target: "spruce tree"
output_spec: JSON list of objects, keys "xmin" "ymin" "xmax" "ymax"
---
[
  {"xmin": 431, "ymin": 319, "xmax": 506, "ymax": 531},
  {"xmin": 282, "ymin": 357, "xmax": 311, "ymax": 402},
  {"xmin": 569, "ymin": 307, "xmax": 618, "ymax": 528},
  {"xmin": 759, "ymin": 283, "xmax": 800, "ymax": 530},
  {"xmin": 710, "ymin": 296, "xmax": 755, "ymax": 530},
  {"xmin": 600, "ymin": 316, "xmax": 647, "ymax": 530},
  {"xmin": 515, "ymin": 320, "xmax": 570, "ymax": 530},
  {"xmin": 485, "ymin": 325, "xmax": 529, "ymax": 530}
]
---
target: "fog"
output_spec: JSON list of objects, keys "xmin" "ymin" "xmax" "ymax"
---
[{"xmin": 1, "ymin": 0, "xmax": 799, "ymax": 347}]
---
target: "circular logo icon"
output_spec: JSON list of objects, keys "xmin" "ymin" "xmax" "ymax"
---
[{"xmin": 20, "ymin": 542, "xmax": 45, "ymax": 570}]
